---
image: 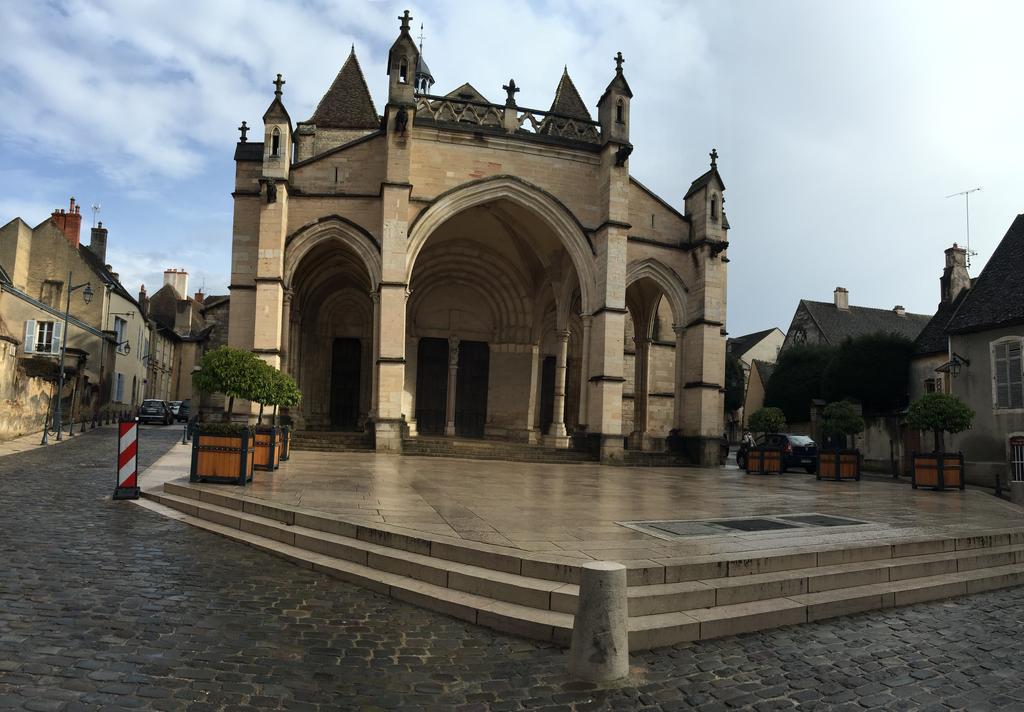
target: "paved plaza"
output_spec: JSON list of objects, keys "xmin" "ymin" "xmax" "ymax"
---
[
  {"xmin": 151, "ymin": 447, "xmax": 1024, "ymax": 563},
  {"xmin": 3, "ymin": 429, "xmax": 1024, "ymax": 710}
]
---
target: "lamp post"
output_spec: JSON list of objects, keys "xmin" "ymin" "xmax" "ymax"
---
[{"xmin": 53, "ymin": 271, "xmax": 93, "ymax": 441}]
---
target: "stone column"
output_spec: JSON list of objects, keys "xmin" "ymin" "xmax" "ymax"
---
[
  {"xmin": 369, "ymin": 291, "xmax": 380, "ymax": 419},
  {"xmin": 524, "ymin": 344, "xmax": 540, "ymax": 444},
  {"xmin": 545, "ymin": 330, "xmax": 571, "ymax": 448},
  {"xmin": 631, "ymin": 334, "xmax": 650, "ymax": 450},
  {"xmin": 673, "ymin": 324, "xmax": 685, "ymax": 430},
  {"xmin": 577, "ymin": 315, "xmax": 592, "ymax": 431},
  {"xmin": 404, "ymin": 335, "xmax": 418, "ymax": 437},
  {"xmin": 280, "ymin": 290, "xmax": 292, "ymax": 371},
  {"xmin": 444, "ymin": 336, "xmax": 460, "ymax": 437}
]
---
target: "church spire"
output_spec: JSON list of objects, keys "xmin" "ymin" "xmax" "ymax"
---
[
  {"xmin": 414, "ymin": 22, "xmax": 435, "ymax": 96},
  {"xmin": 548, "ymin": 66, "xmax": 592, "ymax": 121},
  {"xmin": 307, "ymin": 48, "xmax": 380, "ymax": 129}
]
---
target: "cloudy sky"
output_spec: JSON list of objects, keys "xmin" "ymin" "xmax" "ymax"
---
[{"xmin": 2, "ymin": 0, "xmax": 1021, "ymax": 336}]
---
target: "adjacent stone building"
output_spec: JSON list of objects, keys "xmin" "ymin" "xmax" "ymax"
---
[
  {"xmin": 781, "ymin": 288, "xmax": 931, "ymax": 352},
  {"xmin": 226, "ymin": 12, "xmax": 731, "ymax": 464}
]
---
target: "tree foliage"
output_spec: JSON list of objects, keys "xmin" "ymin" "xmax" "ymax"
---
[
  {"xmin": 822, "ymin": 334, "xmax": 913, "ymax": 413},
  {"xmin": 764, "ymin": 344, "xmax": 835, "ymax": 422},
  {"xmin": 724, "ymin": 352, "xmax": 746, "ymax": 412},
  {"xmin": 906, "ymin": 393, "xmax": 975, "ymax": 451},
  {"xmin": 748, "ymin": 407, "xmax": 787, "ymax": 435},
  {"xmin": 193, "ymin": 347, "xmax": 266, "ymax": 420},
  {"xmin": 821, "ymin": 401, "xmax": 865, "ymax": 448}
]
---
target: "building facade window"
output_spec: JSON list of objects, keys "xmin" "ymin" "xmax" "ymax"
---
[
  {"xmin": 924, "ymin": 377, "xmax": 940, "ymax": 394},
  {"xmin": 23, "ymin": 320, "xmax": 62, "ymax": 355},
  {"xmin": 114, "ymin": 372, "xmax": 125, "ymax": 403},
  {"xmin": 615, "ymin": 99, "xmax": 624, "ymax": 123},
  {"xmin": 114, "ymin": 317, "xmax": 128, "ymax": 353},
  {"xmin": 993, "ymin": 338, "xmax": 1024, "ymax": 409},
  {"xmin": 271, "ymin": 128, "xmax": 281, "ymax": 157}
]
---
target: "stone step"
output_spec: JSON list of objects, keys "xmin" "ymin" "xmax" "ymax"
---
[{"xmin": 141, "ymin": 489, "xmax": 1024, "ymax": 651}]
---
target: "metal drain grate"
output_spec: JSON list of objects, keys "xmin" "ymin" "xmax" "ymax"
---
[{"xmin": 620, "ymin": 512, "xmax": 871, "ymax": 541}]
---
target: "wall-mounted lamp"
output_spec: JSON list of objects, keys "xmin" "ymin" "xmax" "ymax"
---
[{"xmin": 937, "ymin": 353, "xmax": 971, "ymax": 378}]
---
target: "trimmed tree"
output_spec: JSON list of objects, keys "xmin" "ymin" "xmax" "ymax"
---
[
  {"xmin": 748, "ymin": 407, "xmax": 786, "ymax": 436},
  {"xmin": 820, "ymin": 401, "xmax": 865, "ymax": 449},
  {"xmin": 271, "ymin": 368, "xmax": 302, "ymax": 426},
  {"xmin": 906, "ymin": 393, "xmax": 975, "ymax": 452},
  {"xmin": 192, "ymin": 346, "xmax": 266, "ymax": 423},
  {"xmin": 764, "ymin": 344, "xmax": 835, "ymax": 422}
]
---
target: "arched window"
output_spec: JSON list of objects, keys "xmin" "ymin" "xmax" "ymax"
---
[
  {"xmin": 615, "ymin": 99, "xmax": 624, "ymax": 124},
  {"xmin": 271, "ymin": 128, "xmax": 281, "ymax": 157},
  {"xmin": 710, "ymin": 194, "xmax": 718, "ymax": 220},
  {"xmin": 399, "ymin": 58, "xmax": 408, "ymax": 84}
]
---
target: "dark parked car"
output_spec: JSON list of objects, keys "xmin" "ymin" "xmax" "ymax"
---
[
  {"xmin": 138, "ymin": 399, "xmax": 174, "ymax": 426},
  {"xmin": 737, "ymin": 433, "xmax": 819, "ymax": 473},
  {"xmin": 176, "ymin": 399, "xmax": 191, "ymax": 423}
]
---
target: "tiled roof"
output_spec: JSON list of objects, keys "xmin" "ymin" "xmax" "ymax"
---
[
  {"xmin": 234, "ymin": 142, "xmax": 263, "ymax": 161},
  {"xmin": 945, "ymin": 214, "xmax": 1024, "ymax": 334},
  {"xmin": 548, "ymin": 68, "xmax": 591, "ymax": 120},
  {"xmin": 684, "ymin": 167, "xmax": 725, "ymax": 199},
  {"xmin": 77, "ymin": 245, "xmax": 141, "ymax": 311},
  {"xmin": 728, "ymin": 328, "xmax": 780, "ymax": 359},
  {"xmin": 307, "ymin": 49, "xmax": 380, "ymax": 130},
  {"xmin": 444, "ymin": 83, "xmax": 489, "ymax": 103},
  {"xmin": 913, "ymin": 291, "xmax": 968, "ymax": 356},
  {"xmin": 800, "ymin": 300, "xmax": 931, "ymax": 345}
]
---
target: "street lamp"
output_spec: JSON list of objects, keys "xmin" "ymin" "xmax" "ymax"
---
[{"xmin": 52, "ymin": 271, "xmax": 93, "ymax": 442}]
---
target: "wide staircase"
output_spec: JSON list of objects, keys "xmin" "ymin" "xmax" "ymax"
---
[
  {"xmin": 401, "ymin": 436, "xmax": 598, "ymax": 464},
  {"xmin": 290, "ymin": 430, "xmax": 373, "ymax": 452},
  {"xmin": 145, "ymin": 481, "xmax": 1024, "ymax": 650}
]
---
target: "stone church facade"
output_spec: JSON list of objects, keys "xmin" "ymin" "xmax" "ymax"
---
[{"xmin": 227, "ymin": 12, "xmax": 729, "ymax": 464}]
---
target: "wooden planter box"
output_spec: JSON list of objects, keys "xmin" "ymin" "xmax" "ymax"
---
[
  {"xmin": 279, "ymin": 426, "xmax": 291, "ymax": 461},
  {"xmin": 254, "ymin": 426, "xmax": 280, "ymax": 471},
  {"xmin": 911, "ymin": 452, "xmax": 965, "ymax": 491},
  {"xmin": 745, "ymin": 447, "xmax": 784, "ymax": 475},
  {"xmin": 817, "ymin": 449, "xmax": 861, "ymax": 481},
  {"xmin": 190, "ymin": 432, "xmax": 254, "ymax": 485}
]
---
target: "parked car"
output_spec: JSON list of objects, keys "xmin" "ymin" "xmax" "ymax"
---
[
  {"xmin": 138, "ymin": 399, "xmax": 174, "ymax": 426},
  {"xmin": 169, "ymin": 401, "xmax": 182, "ymax": 416},
  {"xmin": 176, "ymin": 399, "xmax": 191, "ymax": 423},
  {"xmin": 737, "ymin": 433, "xmax": 819, "ymax": 473}
]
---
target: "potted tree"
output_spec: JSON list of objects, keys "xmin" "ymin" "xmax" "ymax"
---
[
  {"xmin": 906, "ymin": 393, "xmax": 975, "ymax": 491},
  {"xmin": 817, "ymin": 401, "xmax": 865, "ymax": 481},
  {"xmin": 250, "ymin": 360, "xmax": 281, "ymax": 472},
  {"xmin": 189, "ymin": 347, "xmax": 263, "ymax": 485},
  {"xmin": 271, "ymin": 368, "xmax": 301, "ymax": 461},
  {"xmin": 744, "ymin": 407, "xmax": 787, "ymax": 475}
]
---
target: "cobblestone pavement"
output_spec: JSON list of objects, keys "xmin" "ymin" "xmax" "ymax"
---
[{"xmin": 2, "ymin": 428, "xmax": 1024, "ymax": 711}]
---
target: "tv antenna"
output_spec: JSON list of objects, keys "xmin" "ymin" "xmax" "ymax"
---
[
  {"xmin": 91, "ymin": 203, "xmax": 101, "ymax": 228},
  {"xmin": 945, "ymin": 187, "xmax": 980, "ymax": 268}
]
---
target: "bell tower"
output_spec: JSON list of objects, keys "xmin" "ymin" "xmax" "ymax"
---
[
  {"xmin": 387, "ymin": 10, "xmax": 420, "ymax": 107},
  {"xmin": 597, "ymin": 51, "xmax": 632, "ymax": 146},
  {"xmin": 262, "ymin": 73, "xmax": 292, "ymax": 181}
]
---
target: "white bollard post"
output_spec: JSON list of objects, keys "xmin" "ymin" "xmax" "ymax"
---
[{"xmin": 568, "ymin": 561, "xmax": 629, "ymax": 682}]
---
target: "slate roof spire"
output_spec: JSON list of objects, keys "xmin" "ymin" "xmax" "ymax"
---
[
  {"xmin": 548, "ymin": 66, "xmax": 592, "ymax": 120},
  {"xmin": 307, "ymin": 47, "xmax": 380, "ymax": 129}
]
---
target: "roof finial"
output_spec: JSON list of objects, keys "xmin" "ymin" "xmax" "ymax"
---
[
  {"xmin": 238, "ymin": 121, "xmax": 249, "ymax": 143},
  {"xmin": 273, "ymin": 73, "xmax": 285, "ymax": 97},
  {"xmin": 710, "ymin": 147, "xmax": 718, "ymax": 168},
  {"xmin": 418, "ymin": 22, "xmax": 425, "ymax": 53},
  {"xmin": 502, "ymin": 78, "xmax": 520, "ymax": 107},
  {"xmin": 350, "ymin": 43, "xmax": 355, "ymax": 56},
  {"xmin": 614, "ymin": 51, "xmax": 625, "ymax": 73},
  {"xmin": 399, "ymin": 9, "xmax": 412, "ymax": 33}
]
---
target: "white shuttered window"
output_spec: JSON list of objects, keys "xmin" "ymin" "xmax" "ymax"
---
[{"xmin": 993, "ymin": 339, "xmax": 1024, "ymax": 409}]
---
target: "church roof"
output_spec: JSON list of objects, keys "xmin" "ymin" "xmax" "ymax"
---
[
  {"xmin": 798, "ymin": 300, "xmax": 931, "ymax": 346},
  {"xmin": 728, "ymin": 328, "xmax": 781, "ymax": 359},
  {"xmin": 548, "ymin": 67, "xmax": 591, "ymax": 120},
  {"xmin": 945, "ymin": 214, "xmax": 1024, "ymax": 334},
  {"xmin": 416, "ymin": 53, "xmax": 433, "ymax": 82},
  {"xmin": 684, "ymin": 167, "xmax": 725, "ymax": 199},
  {"xmin": 307, "ymin": 48, "xmax": 380, "ymax": 130},
  {"xmin": 444, "ymin": 83, "xmax": 489, "ymax": 103},
  {"xmin": 752, "ymin": 359, "xmax": 776, "ymax": 385}
]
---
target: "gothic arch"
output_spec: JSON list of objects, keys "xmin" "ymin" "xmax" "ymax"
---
[
  {"xmin": 625, "ymin": 258, "xmax": 688, "ymax": 327},
  {"xmin": 405, "ymin": 175, "xmax": 596, "ymax": 314},
  {"xmin": 284, "ymin": 216, "xmax": 382, "ymax": 290}
]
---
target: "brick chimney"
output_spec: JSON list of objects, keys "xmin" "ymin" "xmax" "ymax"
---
[
  {"xmin": 193, "ymin": 290, "xmax": 204, "ymax": 304},
  {"xmin": 87, "ymin": 221, "xmax": 108, "ymax": 263},
  {"xmin": 941, "ymin": 243, "xmax": 970, "ymax": 304},
  {"xmin": 893, "ymin": 305, "xmax": 906, "ymax": 317},
  {"xmin": 50, "ymin": 197, "xmax": 82, "ymax": 247},
  {"xmin": 139, "ymin": 284, "xmax": 149, "ymax": 317},
  {"xmin": 833, "ymin": 287, "xmax": 849, "ymax": 311}
]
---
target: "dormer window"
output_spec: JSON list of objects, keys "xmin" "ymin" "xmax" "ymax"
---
[
  {"xmin": 399, "ymin": 58, "xmax": 409, "ymax": 84},
  {"xmin": 616, "ymin": 99, "xmax": 624, "ymax": 124},
  {"xmin": 271, "ymin": 128, "xmax": 281, "ymax": 157}
]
